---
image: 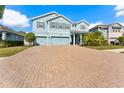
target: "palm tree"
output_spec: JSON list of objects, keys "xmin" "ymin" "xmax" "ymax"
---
[{"xmin": 0, "ymin": 5, "xmax": 5, "ymax": 19}]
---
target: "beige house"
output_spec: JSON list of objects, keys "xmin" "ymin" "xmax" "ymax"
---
[{"xmin": 90, "ymin": 23, "xmax": 124, "ymax": 45}]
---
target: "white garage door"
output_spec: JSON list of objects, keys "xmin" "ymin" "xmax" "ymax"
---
[
  {"xmin": 36, "ymin": 36, "xmax": 47, "ymax": 45},
  {"xmin": 51, "ymin": 37, "xmax": 70, "ymax": 45}
]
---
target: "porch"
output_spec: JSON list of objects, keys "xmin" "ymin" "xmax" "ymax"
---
[{"xmin": 71, "ymin": 33, "xmax": 83, "ymax": 45}]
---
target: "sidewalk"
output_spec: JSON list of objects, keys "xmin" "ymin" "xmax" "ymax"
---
[
  {"xmin": 103, "ymin": 48, "xmax": 124, "ymax": 53},
  {"xmin": 0, "ymin": 57, "xmax": 8, "ymax": 61}
]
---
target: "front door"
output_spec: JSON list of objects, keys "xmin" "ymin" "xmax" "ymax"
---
[{"xmin": 75, "ymin": 34, "xmax": 80, "ymax": 45}]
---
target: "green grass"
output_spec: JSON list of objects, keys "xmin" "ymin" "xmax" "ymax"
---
[
  {"xmin": 85, "ymin": 46, "xmax": 124, "ymax": 50},
  {"xmin": 0, "ymin": 46, "xmax": 30, "ymax": 57}
]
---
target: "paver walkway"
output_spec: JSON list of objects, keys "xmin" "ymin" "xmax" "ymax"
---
[{"xmin": 0, "ymin": 46, "xmax": 124, "ymax": 88}]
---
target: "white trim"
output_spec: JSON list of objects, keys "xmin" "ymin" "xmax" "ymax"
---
[
  {"xmin": 109, "ymin": 22, "xmax": 123, "ymax": 27},
  {"xmin": 76, "ymin": 20, "xmax": 89, "ymax": 26},
  {"xmin": 59, "ymin": 14, "xmax": 74, "ymax": 24},
  {"xmin": 31, "ymin": 11, "xmax": 59, "ymax": 20},
  {"xmin": 47, "ymin": 14, "xmax": 74, "ymax": 25}
]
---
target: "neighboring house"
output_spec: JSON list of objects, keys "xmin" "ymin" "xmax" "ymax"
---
[
  {"xmin": 0, "ymin": 25, "xmax": 24, "ymax": 41},
  {"xmin": 31, "ymin": 12, "xmax": 89, "ymax": 45},
  {"xmin": 90, "ymin": 23, "xmax": 124, "ymax": 44}
]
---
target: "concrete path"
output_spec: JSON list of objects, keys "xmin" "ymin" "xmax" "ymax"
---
[
  {"xmin": 0, "ymin": 57, "xmax": 8, "ymax": 61},
  {"xmin": 0, "ymin": 46, "xmax": 124, "ymax": 88},
  {"xmin": 103, "ymin": 48, "xmax": 124, "ymax": 53}
]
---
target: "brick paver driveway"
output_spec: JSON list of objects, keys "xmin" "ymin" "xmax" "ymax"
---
[{"xmin": 0, "ymin": 46, "xmax": 124, "ymax": 88}]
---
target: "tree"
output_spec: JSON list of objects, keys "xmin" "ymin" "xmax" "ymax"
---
[
  {"xmin": 0, "ymin": 5, "xmax": 5, "ymax": 19},
  {"xmin": 25, "ymin": 32, "xmax": 35, "ymax": 46},
  {"xmin": 82, "ymin": 31, "xmax": 107, "ymax": 46},
  {"xmin": 118, "ymin": 36, "xmax": 124, "ymax": 45}
]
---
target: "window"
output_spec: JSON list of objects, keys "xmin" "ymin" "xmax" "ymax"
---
[
  {"xmin": 65, "ymin": 24, "xmax": 71, "ymax": 30},
  {"xmin": 112, "ymin": 27, "xmax": 121, "ymax": 32},
  {"xmin": 50, "ymin": 22, "xmax": 71, "ymax": 30},
  {"xmin": 80, "ymin": 25, "xmax": 86, "ymax": 30},
  {"xmin": 59, "ymin": 23, "xmax": 63, "ymax": 29},
  {"xmin": 50, "ymin": 22, "xmax": 55, "ymax": 28},
  {"xmin": 37, "ymin": 21, "xmax": 45, "ymax": 29}
]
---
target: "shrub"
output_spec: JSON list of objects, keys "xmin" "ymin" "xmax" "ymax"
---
[
  {"xmin": 0, "ymin": 41, "xmax": 6, "ymax": 48},
  {"xmin": 0, "ymin": 40, "xmax": 24, "ymax": 48},
  {"xmin": 82, "ymin": 31, "xmax": 108, "ymax": 46},
  {"xmin": 118, "ymin": 36, "xmax": 124, "ymax": 45}
]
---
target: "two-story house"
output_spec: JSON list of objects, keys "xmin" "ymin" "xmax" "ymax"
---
[
  {"xmin": 90, "ymin": 23, "xmax": 124, "ymax": 44},
  {"xmin": 31, "ymin": 12, "xmax": 89, "ymax": 45}
]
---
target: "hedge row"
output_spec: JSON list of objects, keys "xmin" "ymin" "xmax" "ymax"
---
[{"xmin": 0, "ymin": 40, "xmax": 24, "ymax": 48}]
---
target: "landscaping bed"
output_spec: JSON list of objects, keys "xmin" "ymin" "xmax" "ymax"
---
[
  {"xmin": 0, "ymin": 46, "xmax": 30, "ymax": 57},
  {"xmin": 85, "ymin": 46, "xmax": 124, "ymax": 50},
  {"xmin": 0, "ymin": 40, "xmax": 24, "ymax": 48}
]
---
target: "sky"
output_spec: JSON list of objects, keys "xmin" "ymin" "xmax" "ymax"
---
[{"xmin": 0, "ymin": 5, "xmax": 124, "ymax": 32}]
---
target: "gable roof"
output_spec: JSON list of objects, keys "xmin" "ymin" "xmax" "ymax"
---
[
  {"xmin": 76, "ymin": 20, "xmax": 89, "ymax": 26},
  {"xmin": 0, "ymin": 25, "xmax": 24, "ymax": 36},
  {"xmin": 47, "ymin": 14, "xmax": 73, "ymax": 24},
  {"xmin": 109, "ymin": 22, "xmax": 123, "ymax": 27},
  {"xmin": 31, "ymin": 11, "xmax": 59, "ymax": 21},
  {"xmin": 90, "ymin": 25, "xmax": 108, "ymax": 29},
  {"xmin": 90, "ymin": 22, "xmax": 124, "ymax": 30}
]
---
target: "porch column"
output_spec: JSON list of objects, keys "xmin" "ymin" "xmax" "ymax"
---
[
  {"xmin": 2, "ymin": 32, "xmax": 6, "ymax": 40},
  {"xmin": 73, "ymin": 34, "xmax": 75, "ymax": 45},
  {"xmin": 80, "ymin": 34, "xmax": 82, "ymax": 45},
  {"xmin": 46, "ymin": 22, "xmax": 49, "ymax": 45}
]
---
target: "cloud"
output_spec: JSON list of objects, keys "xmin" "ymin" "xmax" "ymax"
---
[
  {"xmin": 114, "ymin": 5, "xmax": 124, "ymax": 17},
  {"xmin": 89, "ymin": 21, "xmax": 103, "ymax": 29},
  {"xmin": 115, "ymin": 10, "xmax": 124, "ymax": 17},
  {"xmin": 0, "ymin": 8, "xmax": 30, "ymax": 28},
  {"xmin": 114, "ymin": 5, "xmax": 124, "ymax": 11},
  {"xmin": 120, "ymin": 22, "xmax": 124, "ymax": 26}
]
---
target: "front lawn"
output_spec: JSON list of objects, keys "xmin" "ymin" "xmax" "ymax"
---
[
  {"xmin": 0, "ymin": 46, "xmax": 30, "ymax": 57},
  {"xmin": 85, "ymin": 46, "xmax": 124, "ymax": 50}
]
